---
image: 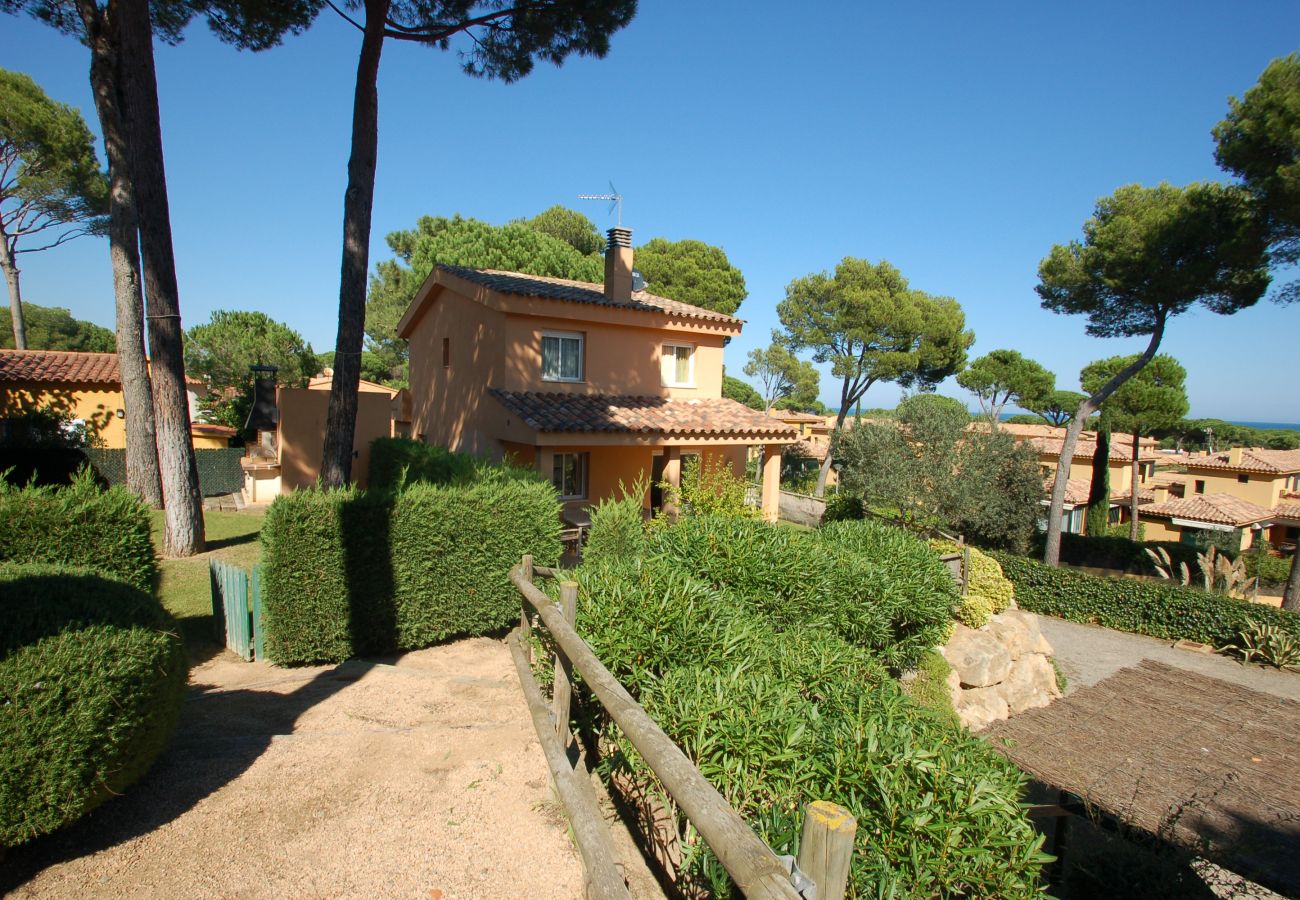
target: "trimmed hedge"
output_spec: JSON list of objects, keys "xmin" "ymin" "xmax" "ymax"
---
[
  {"xmin": 1042, "ymin": 532, "xmax": 1211, "ymax": 574},
  {"xmin": 572, "ymin": 555, "xmax": 1047, "ymax": 898},
  {"xmin": 0, "ymin": 469, "xmax": 157, "ymax": 593},
  {"xmin": 368, "ymin": 438, "xmax": 478, "ymax": 490},
  {"xmin": 260, "ymin": 479, "xmax": 561, "ymax": 663},
  {"xmin": 650, "ymin": 516, "xmax": 954, "ymax": 670},
  {"xmin": 0, "ymin": 565, "xmax": 187, "ymax": 847},
  {"xmin": 991, "ymin": 550, "xmax": 1300, "ymax": 647}
]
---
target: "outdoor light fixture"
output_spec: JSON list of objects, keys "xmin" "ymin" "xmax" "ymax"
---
[{"xmin": 115, "ymin": 409, "xmax": 125, "ymax": 418}]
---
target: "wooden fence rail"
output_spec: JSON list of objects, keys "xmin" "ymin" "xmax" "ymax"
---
[{"xmin": 512, "ymin": 556, "xmax": 857, "ymax": 900}]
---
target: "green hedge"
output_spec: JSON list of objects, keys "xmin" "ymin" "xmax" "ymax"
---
[
  {"xmin": 572, "ymin": 555, "xmax": 1047, "ymax": 898},
  {"xmin": 261, "ymin": 479, "xmax": 561, "ymax": 664},
  {"xmin": 0, "ymin": 470, "xmax": 157, "ymax": 593},
  {"xmin": 0, "ymin": 565, "xmax": 187, "ymax": 847},
  {"xmin": 368, "ymin": 438, "xmax": 478, "ymax": 490},
  {"xmin": 649, "ymin": 516, "xmax": 954, "ymax": 670},
  {"xmin": 991, "ymin": 551, "xmax": 1300, "ymax": 646},
  {"xmin": 1041, "ymin": 532, "xmax": 1212, "ymax": 574}
]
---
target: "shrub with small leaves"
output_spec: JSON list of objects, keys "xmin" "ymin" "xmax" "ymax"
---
[
  {"xmin": 929, "ymin": 540, "xmax": 1015, "ymax": 627},
  {"xmin": 821, "ymin": 492, "xmax": 864, "ymax": 523}
]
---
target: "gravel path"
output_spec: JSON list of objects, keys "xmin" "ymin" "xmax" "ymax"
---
[
  {"xmin": 3, "ymin": 638, "xmax": 587, "ymax": 899},
  {"xmin": 1040, "ymin": 616, "xmax": 1300, "ymax": 702}
]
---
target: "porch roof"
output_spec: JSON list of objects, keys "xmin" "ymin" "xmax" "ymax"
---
[
  {"xmin": 490, "ymin": 390, "xmax": 798, "ymax": 442},
  {"xmin": 1139, "ymin": 493, "xmax": 1275, "ymax": 527}
]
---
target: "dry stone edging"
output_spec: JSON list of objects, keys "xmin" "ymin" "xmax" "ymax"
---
[{"xmin": 942, "ymin": 608, "xmax": 1061, "ymax": 731}]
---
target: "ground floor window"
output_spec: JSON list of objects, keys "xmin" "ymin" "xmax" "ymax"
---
[{"xmin": 552, "ymin": 452, "xmax": 587, "ymax": 500}]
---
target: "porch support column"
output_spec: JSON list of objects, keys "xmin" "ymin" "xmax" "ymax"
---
[
  {"xmin": 761, "ymin": 443, "xmax": 781, "ymax": 523},
  {"xmin": 662, "ymin": 446, "xmax": 681, "ymax": 521}
]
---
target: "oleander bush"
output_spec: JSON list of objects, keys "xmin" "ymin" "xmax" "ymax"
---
[
  {"xmin": 0, "ymin": 565, "xmax": 187, "ymax": 847},
  {"xmin": 0, "ymin": 468, "xmax": 156, "ymax": 593},
  {"xmin": 929, "ymin": 539, "xmax": 1015, "ymax": 627},
  {"xmin": 650, "ymin": 516, "xmax": 954, "ymax": 670},
  {"xmin": 582, "ymin": 482, "xmax": 649, "ymax": 568},
  {"xmin": 992, "ymin": 550, "xmax": 1300, "ymax": 646},
  {"xmin": 261, "ymin": 477, "xmax": 561, "ymax": 663},
  {"xmin": 570, "ymin": 554, "xmax": 1047, "ymax": 898}
]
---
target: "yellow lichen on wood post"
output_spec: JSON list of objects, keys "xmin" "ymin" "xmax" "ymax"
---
[{"xmin": 796, "ymin": 800, "xmax": 857, "ymax": 900}]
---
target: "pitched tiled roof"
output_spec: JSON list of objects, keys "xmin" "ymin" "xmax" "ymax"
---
[
  {"xmin": 1111, "ymin": 487, "xmax": 1156, "ymax": 505},
  {"xmin": 1051, "ymin": 478, "xmax": 1093, "ymax": 506},
  {"xmin": 1027, "ymin": 434, "xmax": 1160, "ymax": 462},
  {"xmin": 1184, "ymin": 448, "xmax": 1300, "ymax": 475},
  {"xmin": 786, "ymin": 439, "xmax": 828, "ymax": 460},
  {"xmin": 439, "ymin": 265, "xmax": 742, "ymax": 326},
  {"xmin": 1139, "ymin": 493, "xmax": 1275, "ymax": 527},
  {"xmin": 191, "ymin": 422, "xmax": 237, "ymax": 437},
  {"xmin": 490, "ymin": 390, "xmax": 798, "ymax": 439},
  {"xmin": 770, "ymin": 409, "xmax": 826, "ymax": 424},
  {"xmin": 1272, "ymin": 503, "xmax": 1300, "ymax": 522},
  {"xmin": 0, "ymin": 349, "xmax": 120, "ymax": 384}
]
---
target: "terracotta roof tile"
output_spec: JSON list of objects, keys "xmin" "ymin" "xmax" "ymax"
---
[
  {"xmin": 439, "ymin": 265, "xmax": 742, "ymax": 326},
  {"xmin": 1184, "ymin": 448, "xmax": 1300, "ymax": 475},
  {"xmin": 1271, "ymin": 503, "xmax": 1300, "ymax": 522},
  {"xmin": 0, "ymin": 349, "xmax": 120, "ymax": 385},
  {"xmin": 1028, "ymin": 434, "xmax": 1160, "ymax": 462},
  {"xmin": 1051, "ymin": 478, "xmax": 1093, "ymax": 506},
  {"xmin": 191, "ymin": 423, "xmax": 237, "ymax": 437},
  {"xmin": 769, "ymin": 409, "xmax": 825, "ymax": 424},
  {"xmin": 1140, "ymin": 493, "xmax": 1275, "ymax": 527},
  {"xmin": 786, "ymin": 439, "xmax": 828, "ymax": 460},
  {"xmin": 490, "ymin": 390, "xmax": 798, "ymax": 440}
]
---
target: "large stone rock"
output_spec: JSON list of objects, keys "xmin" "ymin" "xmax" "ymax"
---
[
  {"xmin": 942, "ymin": 623, "xmax": 1012, "ymax": 688},
  {"xmin": 996, "ymin": 654, "xmax": 1059, "ymax": 714},
  {"xmin": 953, "ymin": 684, "xmax": 1010, "ymax": 731}
]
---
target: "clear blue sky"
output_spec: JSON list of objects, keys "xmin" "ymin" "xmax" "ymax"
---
[{"xmin": 2, "ymin": 1, "xmax": 1297, "ymax": 421}]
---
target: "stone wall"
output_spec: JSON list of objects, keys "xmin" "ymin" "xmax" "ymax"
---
[
  {"xmin": 777, "ymin": 490, "xmax": 826, "ymax": 527},
  {"xmin": 942, "ymin": 609, "xmax": 1061, "ymax": 731}
]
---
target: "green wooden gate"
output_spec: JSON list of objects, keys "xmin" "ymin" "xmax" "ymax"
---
[{"xmin": 209, "ymin": 559, "xmax": 265, "ymax": 661}]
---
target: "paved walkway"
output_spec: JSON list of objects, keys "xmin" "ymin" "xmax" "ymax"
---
[
  {"xmin": 3, "ymin": 639, "xmax": 587, "ymax": 899},
  {"xmin": 1039, "ymin": 616, "xmax": 1300, "ymax": 703}
]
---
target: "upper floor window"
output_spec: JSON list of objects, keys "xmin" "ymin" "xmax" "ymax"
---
[
  {"xmin": 661, "ymin": 342, "xmax": 695, "ymax": 387},
  {"xmin": 1194, "ymin": 479, "xmax": 1206, "ymax": 494},
  {"xmin": 542, "ymin": 331, "xmax": 584, "ymax": 382},
  {"xmin": 1237, "ymin": 473, "xmax": 1250, "ymax": 484}
]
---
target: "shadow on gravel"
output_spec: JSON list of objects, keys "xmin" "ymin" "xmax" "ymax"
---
[{"xmin": 0, "ymin": 662, "xmax": 376, "ymax": 893}]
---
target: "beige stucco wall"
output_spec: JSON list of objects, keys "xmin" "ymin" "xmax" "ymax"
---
[
  {"xmin": 1058, "ymin": 456, "xmax": 1136, "ymax": 493},
  {"xmin": 528, "ymin": 443, "xmax": 751, "ymax": 512},
  {"xmin": 1186, "ymin": 469, "xmax": 1287, "ymax": 509},
  {"xmin": 500, "ymin": 313, "xmax": 726, "ymax": 399},
  {"xmin": 276, "ymin": 387, "xmax": 391, "ymax": 490},
  {"xmin": 192, "ymin": 434, "xmax": 231, "ymax": 450},
  {"xmin": 1, "ymin": 382, "xmax": 126, "ymax": 448},
  {"xmin": 1142, "ymin": 516, "xmax": 1255, "ymax": 552}
]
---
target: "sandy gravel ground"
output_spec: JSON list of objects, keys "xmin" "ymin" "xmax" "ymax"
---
[{"xmin": 3, "ymin": 639, "xmax": 587, "ymax": 899}]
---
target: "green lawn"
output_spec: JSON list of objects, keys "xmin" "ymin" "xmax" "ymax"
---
[{"xmin": 150, "ymin": 509, "xmax": 264, "ymax": 650}]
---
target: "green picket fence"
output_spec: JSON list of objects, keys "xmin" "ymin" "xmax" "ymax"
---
[{"xmin": 209, "ymin": 559, "xmax": 264, "ymax": 661}]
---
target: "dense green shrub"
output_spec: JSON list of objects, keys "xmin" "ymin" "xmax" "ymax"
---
[
  {"xmin": 261, "ymin": 479, "xmax": 561, "ymax": 663},
  {"xmin": 651, "ymin": 516, "xmax": 954, "ymax": 670},
  {"xmin": 1244, "ymin": 543, "xmax": 1295, "ymax": 585},
  {"xmin": 582, "ymin": 487, "xmax": 649, "ymax": 568},
  {"xmin": 571, "ymin": 556, "xmax": 1047, "ymax": 898},
  {"xmin": 992, "ymin": 551, "xmax": 1300, "ymax": 646},
  {"xmin": 930, "ymin": 540, "xmax": 1014, "ymax": 627},
  {"xmin": 1039, "ymin": 531, "xmax": 1210, "ymax": 575},
  {"xmin": 0, "ymin": 469, "xmax": 156, "ymax": 593},
  {"xmin": 0, "ymin": 565, "xmax": 187, "ymax": 847},
  {"xmin": 901, "ymin": 650, "xmax": 959, "ymax": 726},
  {"xmin": 821, "ymin": 492, "xmax": 863, "ymax": 522},
  {"xmin": 368, "ymin": 438, "xmax": 477, "ymax": 490}
]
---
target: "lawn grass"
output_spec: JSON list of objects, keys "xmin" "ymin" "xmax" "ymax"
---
[{"xmin": 150, "ymin": 509, "xmax": 264, "ymax": 651}]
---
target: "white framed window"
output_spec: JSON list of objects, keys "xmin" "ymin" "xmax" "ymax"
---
[
  {"xmin": 542, "ymin": 331, "xmax": 584, "ymax": 382},
  {"xmin": 552, "ymin": 452, "xmax": 587, "ymax": 500},
  {"xmin": 661, "ymin": 342, "xmax": 695, "ymax": 387}
]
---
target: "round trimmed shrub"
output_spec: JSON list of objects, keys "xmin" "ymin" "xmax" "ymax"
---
[
  {"xmin": 0, "ymin": 565, "xmax": 187, "ymax": 847},
  {"xmin": 930, "ymin": 540, "xmax": 1015, "ymax": 627}
]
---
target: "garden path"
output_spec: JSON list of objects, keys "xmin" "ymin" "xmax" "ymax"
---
[{"xmin": 4, "ymin": 638, "xmax": 590, "ymax": 899}]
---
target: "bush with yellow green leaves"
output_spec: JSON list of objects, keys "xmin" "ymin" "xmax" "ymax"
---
[{"xmin": 929, "ymin": 540, "xmax": 1015, "ymax": 628}]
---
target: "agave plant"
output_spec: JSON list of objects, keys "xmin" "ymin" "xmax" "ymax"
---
[{"xmin": 1221, "ymin": 620, "xmax": 1300, "ymax": 669}]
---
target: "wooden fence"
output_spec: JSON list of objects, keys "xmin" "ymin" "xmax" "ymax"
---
[
  {"xmin": 510, "ymin": 556, "xmax": 858, "ymax": 900},
  {"xmin": 209, "ymin": 559, "xmax": 264, "ymax": 661}
]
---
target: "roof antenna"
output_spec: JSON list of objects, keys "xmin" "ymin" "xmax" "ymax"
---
[{"xmin": 578, "ymin": 181, "xmax": 623, "ymax": 226}]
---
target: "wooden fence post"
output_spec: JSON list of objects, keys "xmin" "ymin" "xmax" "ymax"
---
[
  {"xmin": 520, "ymin": 555, "xmax": 534, "ymax": 664},
  {"xmin": 553, "ymin": 580, "xmax": 578, "ymax": 748},
  {"xmin": 796, "ymin": 801, "xmax": 856, "ymax": 900}
]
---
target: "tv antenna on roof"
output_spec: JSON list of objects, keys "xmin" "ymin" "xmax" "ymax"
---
[{"xmin": 578, "ymin": 181, "xmax": 623, "ymax": 226}]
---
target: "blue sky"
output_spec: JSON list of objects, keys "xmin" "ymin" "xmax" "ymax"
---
[{"xmin": 2, "ymin": 1, "xmax": 1297, "ymax": 421}]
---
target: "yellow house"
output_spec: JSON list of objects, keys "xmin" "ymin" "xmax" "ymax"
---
[
  {"xmin": 1138, "ymin": 484, "xmax": 1274, "ymax": 551},
  {"xmin": 397, "ymin": 227, "xmax": 797, "ymax": 520},
  {"xmin": 1163, "ymin": 447, "xmax": 1300, "ymax": 551}
]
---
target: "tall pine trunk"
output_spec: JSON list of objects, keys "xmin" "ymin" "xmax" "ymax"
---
[
  {"xmin": 0, "ymin": 234, "xmax": 27, "ymax": 349},
  {"xmin": 1128, "ymin": 430, "xmax": 1142, "ymax": 541},
  {"xmin": 1283, "ymin": 551, "xmax": 1299, "ymax": 612},
  {"xmin": 322, "ymin": 0, "xmax": 389, "ymax": 488},
  {"xmin": 117, "ymin": 0, "xmax": 203, "ymax": 555},
  {"xmin": 78, "ymin": 0, "xmax": 162, "ymax": 508}
]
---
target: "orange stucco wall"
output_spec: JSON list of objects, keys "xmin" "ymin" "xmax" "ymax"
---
[
  {"xmin": 1, "ymin": 382, "xmax": 126, "ymax": 448},
  {"xmin": 1142, "ymin": 516, "xmax": 1255, "ymax": 552},
  {"xmin": 529, "ymin": 443, "xmax": 749, "ymax": 511},
  {"xmin": 276, "ymin": 387, "xmax": 391, "ymax": 490}
]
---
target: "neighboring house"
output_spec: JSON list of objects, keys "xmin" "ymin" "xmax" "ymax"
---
[
  {"xmin": 397, "ymin": 227, "xmax": 797, "ymax": 520},
  {"xmin": 0, "ymin": 349, "xmax": 229, "ymax": 448},
  {"xmin": 1137, "ymin": 485, "xmax": 1274, "ymax": 551},
  {"xmin": 769, "ymin": 408, "xmax": 830, "ymax": 443},
  {"xmin": 1170, "ymin": 447, "xmax": 1300, "ymax": 551}
]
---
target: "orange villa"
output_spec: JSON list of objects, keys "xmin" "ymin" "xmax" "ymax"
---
[{"xmin": 396, "ymin": 227, "xmax": 797, "ymax": 520}]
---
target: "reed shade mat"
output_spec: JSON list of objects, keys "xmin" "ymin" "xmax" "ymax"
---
[{"xmin": 985, "ymin": 660, "xmax": 1300, "ymax": 897}]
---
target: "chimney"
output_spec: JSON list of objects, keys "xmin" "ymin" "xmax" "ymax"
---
[
  {"xmin": 604, "ymin": 227, "xmax": 634, "ymax": 302},
  {"xmin": 1151, "ymin": 484, "xmax": 1169, "ymax": 504},
  {"xmin": 1228, "ymin": 446, "xmax": 1244, "ymax": 466}
]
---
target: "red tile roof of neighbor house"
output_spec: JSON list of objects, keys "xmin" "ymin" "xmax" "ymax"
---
[
  {"xmin": 769, "ymin": 409, "xmax": 826, "ymax": 424},
  {"xmin": 490, "ymin": 390, "xmax": 798, "ymax": 439},
  {"xmin": 438, "ymin": 265, "xmax": 743, "ymax": 326},
  {"xmin": 1272, "ymin": 503, "xmax": 1300, "ymax": 522},
  {"xmin": 1139, "ymin": 493, "xmax": 1275, "ymax": 527},
  {"xmin": 786, "ymin": 439, "xmax": 828, "ymax": 460},
  {"xmin": 191, "ymin": 422, "xmax": 237, "ymax": 437},
  {"xmin": 1028, "ymin": 434, "xmax": 1160, "ymax": 462},
  {"xmin": 1184, "ymin": 448, "xmax": 1300, "ymax": 475},
  {"xmin": 0, "ymin": 349, "xmax": 120, "ymax": 384},
  {"xmin": 1052, "ymin": 478, "xmax": 1093, "ymax": 506}
]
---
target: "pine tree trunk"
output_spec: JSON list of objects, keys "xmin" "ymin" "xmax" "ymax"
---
[
  {"xmin": 0, "ymin": 234, "xmax": 27, "ymax": 349},
  {"xmin": 321, "ymin": 0, "xmax": 389, "ymax": 488},
  {"xmin": 1128, "ymin": 431, "xmax": 1141, "ymax": 541},
  {"xmin": 116, "ymin": 0, "xmax": 203, "ymax": 555},
  {"xmin": 78, "ymin": 0, "xmax": 162, "ymax": 508},
  {"xmin": 1283, "ymin": 551, "xmax": 1299, "ymax": 612}
]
